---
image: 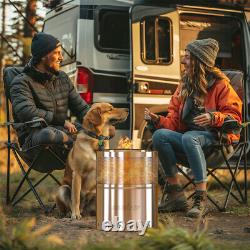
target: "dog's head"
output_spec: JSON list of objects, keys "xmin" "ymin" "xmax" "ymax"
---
[{"xmin": 83, "ymin": 103, "xmax": 129, "ymax": 136}]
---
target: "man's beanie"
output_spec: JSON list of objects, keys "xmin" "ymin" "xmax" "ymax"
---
[
  {"xmin": 31, "ymin": 32, "xmax": 60, "ymax": 59},
  {"xmin": 186, "ymin": 38, "xmax": 219, "ymax": 67}
]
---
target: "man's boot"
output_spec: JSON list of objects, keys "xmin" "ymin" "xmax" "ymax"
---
[
  {"xmin": 158, "ymin": 184, "xmax": 188, "ymax": 213},
  {"xmin": 186, "ymin": 190, "xmax": 207, "ymax": 218}
]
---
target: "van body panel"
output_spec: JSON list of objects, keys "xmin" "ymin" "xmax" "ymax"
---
[{"xmin": 132, "ymin": 6, "xmax": 181, "ymax": 82}]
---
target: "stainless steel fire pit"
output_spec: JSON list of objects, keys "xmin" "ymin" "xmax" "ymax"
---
[{"xmin": 96, "ymin": 150, "xmax": 158, "ymax": 232}]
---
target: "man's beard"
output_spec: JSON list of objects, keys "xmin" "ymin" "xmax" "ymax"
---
[{"xmin": 45, "ymin": 63, "xmax": 60, "ymax": 75}]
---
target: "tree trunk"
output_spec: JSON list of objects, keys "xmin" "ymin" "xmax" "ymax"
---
[{"xmin": 23, "ymin": 0, "xmax": 37, "ymax": 64}]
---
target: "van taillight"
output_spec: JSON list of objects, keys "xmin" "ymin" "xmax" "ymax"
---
[{"xmin": 76, "ymin": 67, "xmax": 93, "ymax": 104}]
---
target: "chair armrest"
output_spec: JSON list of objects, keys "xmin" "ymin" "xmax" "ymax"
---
[
  {"xmin": 23, "ymin": 117, "xmax": 48, "ymax": 128},
  {"xmin": 218, "ymin": 119, "xmax": 242, "ymax": 144},
  {"xmin": 2, "ymin": 117, "xmax": 48, "ymax": 129},
  {"xmin": 220, "ymin": 119, "xmax": 241, "ymax": 132},
  {"xmin": 146, "ymin": 120, "xmax": 157, "ymax": 134}
]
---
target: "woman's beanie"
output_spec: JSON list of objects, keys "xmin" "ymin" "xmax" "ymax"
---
[
  {"xmin": 186, "ymin": 38, "xmax": 219, "ymax": 67},
  {"xmin": 31, "ymin": 32, "xmax": 60, "ymax": 59}
]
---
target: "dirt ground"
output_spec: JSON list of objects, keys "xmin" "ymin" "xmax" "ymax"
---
[
  {"xmin": 1, "ymin": 187, "xmax": 250, "ymax": 249},
  {"xmin": 0, "ymin": 127, "xmax": 250, "ymax": 249}
]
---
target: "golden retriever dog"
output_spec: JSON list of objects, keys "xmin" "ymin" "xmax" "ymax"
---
[{"xmin": 56, "ymin": 103, "xmax": 129, "ymax": 219}]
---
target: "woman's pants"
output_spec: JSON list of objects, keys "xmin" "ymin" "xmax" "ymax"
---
[{"xmin": 152, "ymin": 129, "xmax": 216, "ymax": 184}]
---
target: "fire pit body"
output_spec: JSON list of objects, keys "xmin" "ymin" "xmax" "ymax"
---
[{"xmin": 96, "ymin": 150, "xmax": 158, "ymax": 232}]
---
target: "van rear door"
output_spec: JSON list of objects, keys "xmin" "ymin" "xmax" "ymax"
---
[{"xmin": 130, "ymin": 5, "xmax": 180, "ymax": 147}]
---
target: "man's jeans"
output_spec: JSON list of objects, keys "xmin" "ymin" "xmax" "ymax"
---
[{"xmin": 152, "ymin": 129, "xmax": 216, "ymax": 183}]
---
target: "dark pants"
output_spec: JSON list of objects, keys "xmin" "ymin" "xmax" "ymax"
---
[
  {"xmin": 30, "ymin": 126, "xmax": 74, "ymax": 147},
  {"xmin": 23, "ymin": 124, "xmax": 81, "ymax": 163}
]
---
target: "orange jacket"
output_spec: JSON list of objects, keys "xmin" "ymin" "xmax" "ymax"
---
[{"xmin": 156, "ymin": 78, "xmax": 242, "ymax": 143}]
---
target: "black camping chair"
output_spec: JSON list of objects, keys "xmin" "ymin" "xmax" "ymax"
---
[
  {"xmin": 3, "ymin": 66, "xmax": 68, "ymax": 213},
  {"xmin": 148, "ymin": 70, "xmax": 248, "ymax": 212}
]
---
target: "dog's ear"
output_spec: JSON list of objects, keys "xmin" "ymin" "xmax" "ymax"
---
[{"xmin": 87, "ymin": 107, "xmax": 102, "ymax": 126}]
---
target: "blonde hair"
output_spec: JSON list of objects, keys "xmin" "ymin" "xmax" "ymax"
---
[{"xmin": 180, "ymin": 52, "xmax": 228, "ymax": 104}]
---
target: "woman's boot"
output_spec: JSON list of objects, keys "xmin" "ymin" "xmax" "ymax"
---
[
  {"xmin": 186, "ymin": 190, "xmax": 207, "ymax": 218},
  {"xmin": 159, "ymin": 184, "xmax": 188, "ymax": 213}
]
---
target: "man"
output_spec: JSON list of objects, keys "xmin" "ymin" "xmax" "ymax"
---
[{"xmin": 10, "ymin": 32, "xmax": 89, "ymax": 161}]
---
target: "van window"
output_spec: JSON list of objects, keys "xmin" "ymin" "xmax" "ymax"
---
[
  {"xmin": 180, "ymin": 14, "xmax": 243, "ymax": 70},
  {"xmin": 141, "ymin": 16, "xmax": 172, "ymax": 65},
  {"xmin": 96, "ymin": 9, "xmax": 129, "ymax": 53},
  {"xmin": 43, "ymin": 7, "xmax": 79, "ymax": 65}
]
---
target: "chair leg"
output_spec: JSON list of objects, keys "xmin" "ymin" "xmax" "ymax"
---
[
  {"xmin": 49, "ymin": 173, "xmax": 61, "ymax": 186},
  {"xmin": 12, "ymin": 173, "xmax": 50, "ymax": 206},
  {"xmin": 6, "ymin": 145, "xmax": 11, "ymax": 204},
  {"xmin": 12, "ymin": 172, "xmax": 59, "ymax": 215},
  {"xmin": 177, "ymin": 166, "xmax": 196, "ymax": 189},
  {"xmin": 179, "ymin": 164, "xmax": 241, "ymax": 211},
  {"xmin": 244, "ymin": 144, "xmax": 248, "ymax": 204},
  {"xmin": 11, "ymin": 150, "xmax": 47, "ymax": 211},
  {"xmin": 11, "ymin": 149, "xmax": 34, "ymax": 202},
  {"xmin": 223, "ymin": 166, "xmax": 243, "ymax": 210},
  {"xmin": 14, "ymin": 173, "xmax": 62, "ymax": 208},
  {"xmin": 208, "ymin": 170, "xmax": 242, "ymax": 204},
  {"xmin": 11, "ymin": 167, "xmax": 32, "ymax": 203},
  {"xmin": 222, "ymin": 146, "xmax": 245, "ymax": 203},
  {"xmin": 207, "ymin": 194, "xmax": 225, "ymax": 212}
]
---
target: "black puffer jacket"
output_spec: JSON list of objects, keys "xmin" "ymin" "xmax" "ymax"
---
[{"xmin": 10, "ymin": 62, "xmax": 89, "ymax": 144}]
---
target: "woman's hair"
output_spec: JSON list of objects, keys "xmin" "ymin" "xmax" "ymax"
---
[{"xmin": 180, "ymin": 51, "xmax": 228, "ymax": 104}]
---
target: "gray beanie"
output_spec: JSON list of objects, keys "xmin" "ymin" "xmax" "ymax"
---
[{"xmin": 186, "ymin": 38, "xmax": 219, "ymax": 67}]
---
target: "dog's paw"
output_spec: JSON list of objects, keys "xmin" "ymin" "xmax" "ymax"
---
[{"xmin": 71, "ymin": 213, "xmax": 82, "ymax": 220}]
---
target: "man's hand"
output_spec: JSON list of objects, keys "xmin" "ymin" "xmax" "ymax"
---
[
  {"xmin": 144, "ymin": 108, "xmax": 159, "ymax": 123},
  {"xmin": 64, "ymin": 120, "xmax": 77, "ymax": 134},
  {"xmin": 193, "ymin": 113, "xmax": 212, "ymax": 127}
]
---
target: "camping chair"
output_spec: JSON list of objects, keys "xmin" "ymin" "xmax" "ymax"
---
[
  {"xmin": 149, "ymin": 70, "xmax": 248, "ymax": 211},
  {"xmin": 3, "ymin": 66, "xmax": 68, "ymax": 213}
]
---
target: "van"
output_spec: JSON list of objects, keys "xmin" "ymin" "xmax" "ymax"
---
[{"xmin": 43, "ymin": 0, "xmax": 250, "ymax": 149}]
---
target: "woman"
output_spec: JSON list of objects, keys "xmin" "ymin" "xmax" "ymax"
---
[{"xmin": 145, "ymin": 38, "xmax": 242, "ymax": 218}]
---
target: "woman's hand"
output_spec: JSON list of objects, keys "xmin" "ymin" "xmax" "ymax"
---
[
  {"xmin": 144, "ymin": 108, "xmax": 160, "ymax": 123},
  {"xmin": 64, "ymin": 120, "xmax": 77, "ymax": 134},
  {"xmin": 193, "ymin": 113, "xmax": 212, "ymax": 127}
]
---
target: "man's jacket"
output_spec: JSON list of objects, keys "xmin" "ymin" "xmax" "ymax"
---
[
  {"xmin": 156, "ymin": 76, "xmax": 242, "ymax": 144},
  {"xmin": 10, "ymin": 62, "xmax": 89, "ymax": 145}
]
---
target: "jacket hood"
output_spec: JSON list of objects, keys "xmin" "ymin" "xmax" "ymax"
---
[{"xmin": 23, "ymin": 58, "xmax": 58, "ymax": 83}]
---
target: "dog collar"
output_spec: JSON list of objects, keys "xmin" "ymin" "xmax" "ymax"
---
[{"xmin": 80, "ymin": 127, "xmax": 114, "ymax": 151}]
